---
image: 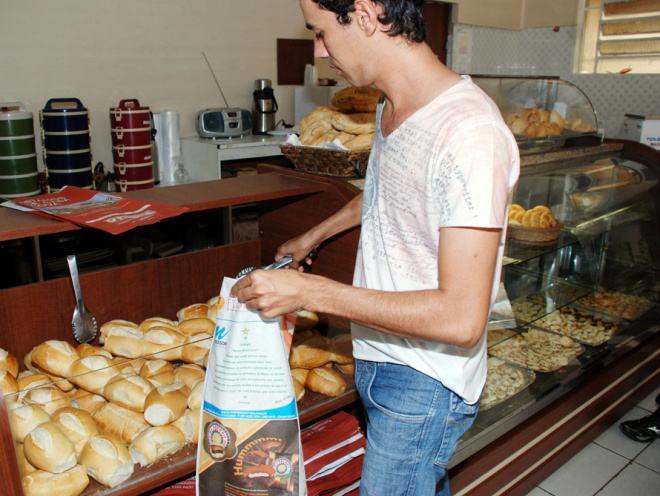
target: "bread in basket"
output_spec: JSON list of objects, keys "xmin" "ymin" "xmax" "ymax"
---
[{"xmin": 507, "ymin": 204, "xmax": 563, "ymax": 245}]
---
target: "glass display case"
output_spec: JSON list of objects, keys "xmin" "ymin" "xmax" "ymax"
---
[
  {"xmin": 452, "ymin": 140, "xmax": 660, "ymax": 470},
  {"xmin": 472, "ymin": 76, "xmax": 602, "ymax": 154}
]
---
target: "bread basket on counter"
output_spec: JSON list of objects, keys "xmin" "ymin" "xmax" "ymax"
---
[
  {"xmin": 506, "ymin": 221, "xmax": 564, "ymax": 245},
  {"xmin": 279, "ymin": 144, "xmax": 370, "ymax": 178}
]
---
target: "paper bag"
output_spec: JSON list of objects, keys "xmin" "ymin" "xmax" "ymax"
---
[{"xmin": 197, "ymin": 277, "xmax": 304, "ymax": 495}]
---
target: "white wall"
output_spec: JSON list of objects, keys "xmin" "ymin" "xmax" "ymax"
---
[{"xmin": 1, "ymin": 0, "xmax": 315, "ymax": 171}]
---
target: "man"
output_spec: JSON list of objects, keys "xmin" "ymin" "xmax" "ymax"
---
[{"xmin": 231, "ymin": 0, "xmax": 520, "ymax": 494}]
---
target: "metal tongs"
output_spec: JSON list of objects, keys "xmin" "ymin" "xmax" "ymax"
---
[
  {"xmin": 236, "ymin": 249, "xmax": 318, "ymax": 279},
  {"xmin": 67, "ymin": 255, "xmax": 98, "ymax": 344}
]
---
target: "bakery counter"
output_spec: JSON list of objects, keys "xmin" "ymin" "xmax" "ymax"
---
[{"xmin": 0, "ymin": 165, "xmax": 363, "ymax": 496}]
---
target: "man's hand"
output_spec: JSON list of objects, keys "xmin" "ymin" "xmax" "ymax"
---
[{"xmin": 231, "ymin": 269, "xmax": 312, "ymax": 318}]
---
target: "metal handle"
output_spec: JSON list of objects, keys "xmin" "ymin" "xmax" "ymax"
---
[{"xmin": 66, "ymin": 255, "xmax": 84, "ymax": 307}]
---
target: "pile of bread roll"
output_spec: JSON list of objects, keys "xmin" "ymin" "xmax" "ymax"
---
[
  {"xmin": 297, "ymin": 86, "xmax": 380, "ymax": 151},
  {"xmin": 289, "ymin": 330, "xmax": 354, "ymax": 402},
  {"xmin": 508, "ymin": 204, "xmax": 559, "ymax": 229},
  {"xmin": 0, "ymin": 298, "xmax": 353, "ymax": 495},
  {"xmin": 506, "ymin": 107, "xmax": 595, "ymax": 138}
]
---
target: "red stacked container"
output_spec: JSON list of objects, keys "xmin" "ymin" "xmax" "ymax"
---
[{"xmin": 110, "ymin": 99, "xmax": 154, "ymax": 191}]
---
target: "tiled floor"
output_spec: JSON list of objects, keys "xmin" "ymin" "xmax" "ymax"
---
[{"xmin": 524, "ymin": 387, "xmax": 660, "ymax": 496}]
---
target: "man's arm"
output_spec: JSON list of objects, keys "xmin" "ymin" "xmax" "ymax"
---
[{"xmin": 232, "ymin": 225, "xmax": 501, "ymax": 348}]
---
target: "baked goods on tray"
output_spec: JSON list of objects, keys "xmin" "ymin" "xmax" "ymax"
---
[
  {"xmin": 481, "ymin": 357, "xmax": 535, "ymax": 411},
  {"xmin": 533, "ymin": 306, "xmax": 623, "ymax": 346},
  {"xmin": 487, "ymin": 328, "xmax": 517, "ymax": 348},
  {"xmin": 575, "ymin": 290, "xmax": 653, "ymax": 320},
  {"xmin": 488, "ymin": 328, "xmax": 584, "ymax": 372},
  {"xmin": 511, "ymin": 293, "xmax": 558, "ymax": 324}
]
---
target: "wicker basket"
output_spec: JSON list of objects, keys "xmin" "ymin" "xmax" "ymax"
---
[
  {"xmin": 279, "ymin": 144, "xmax": 370, "ymax": 178},
  {"xmin": 506, "ymin": 221, "xmax": 563, "ymax": 245}
]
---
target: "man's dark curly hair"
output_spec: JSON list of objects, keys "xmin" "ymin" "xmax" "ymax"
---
[{"xmin": 311, "ymin": 0, "xmax": 427, "ymax": 43}]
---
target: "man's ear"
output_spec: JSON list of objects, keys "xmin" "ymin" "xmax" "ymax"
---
[{"xmin": 353, "ymin": 0, "xmax": 381, "ymax": 36}]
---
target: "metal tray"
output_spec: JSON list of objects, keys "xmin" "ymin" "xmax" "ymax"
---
[
  {"xmin": 481, "ymin": 357, "xmax": 536, "ymax": 411},
  {"xmin": 488, "ymin": 327, "xmax": 584, "ymax": 373}
]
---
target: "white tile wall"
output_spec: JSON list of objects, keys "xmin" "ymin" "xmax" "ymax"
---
[{"xmin": 451, "ymin": 24, "xmax": 660, "ymax": 139}]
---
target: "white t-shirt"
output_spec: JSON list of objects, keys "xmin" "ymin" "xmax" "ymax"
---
[{"xmin": 351, "ymin": 76, "xmax": 520, "ymax": 404}]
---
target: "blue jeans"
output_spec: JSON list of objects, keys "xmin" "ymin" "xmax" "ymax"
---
[{"xmin": 355, "ymin": 360, "xmax": 479, "ymax": 496}]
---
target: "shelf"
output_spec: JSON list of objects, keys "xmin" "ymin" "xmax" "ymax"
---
[{"xmin": 0, "ymin": 172, "xmax": 328, "ymax": 242}]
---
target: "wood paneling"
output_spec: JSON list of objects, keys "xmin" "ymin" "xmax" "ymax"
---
[{"xmin": 277, "ymin": 38, "xmax": 314, "ymax": 86}]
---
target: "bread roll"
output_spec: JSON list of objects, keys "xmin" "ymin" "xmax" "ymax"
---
[
  {"xmin": 30, "ymin": 341, "xmax": 80, "ymax": 378},
  {"xmin": 143, "ymin": 382, "xmax": 189, "ymax": 426},
  {"xmin": 299, "ymin": 120, "xmax": 331, "ymax": 145},
  {"xmin": 66, "ymin": 355, "xmax": 119, "ymax": 394},
  {"xmin": 171, "ymin": 408, "xmax": 201, "ymax": 444},
  {"xmin": 330, "ymin": 86, "xmax": 381, "ymax": 113},
  {"xmin": 76, "ymin": 343, "xmax": 114, "ymax": 360},
  {"xmin": 139, "ymin": 359, "xmax": 175, "ymax": 381},
  {"xmin": 103, "ymin": 326, "xmax": 145, "ymax": 359},
  {"xmin": 343, "ymin": 132, "xmax": 374, "ymax": 151},
  {"xmin": 174, "ymin": 364, "xmax": 206, "ymax": 390},
  {"xmin": 15, "ymin": 442, "xmax": 37, "ymax": 477},
  {"xmin": 207, "ymin": 296, "xmax": 223, "ymax": 322},
  {"xmin": 23, "ymin": 385, "xmax": 72, "ymax": 415},
  {"xmin": 177, "ymin": 303, "xmax": 210, "ymax": 322},
  {"xmin": 99, "ymin": 319, "xmax": 138, "ymax": 345},
  {"xmin": 550, "ymin": 110, "xmax": 564, "ymax": 129},
  {"xmin": 331, "ymin": 111, "xmax": 376, "ymax": 134},
  {"xmin": 139, "ymin": 317, "xmax": 178, "ymax": 333},
  {"xmin": 92, "ymin": 402, "xmax": 150, "ymax": 444},
  {"xmin": 38, "ymin": 370, "xmax": 76, "ymax": 393},
  {"xmin": 331, "ymin": 333, "xmax": 353, "ymax": 364},
  {"xmin": 180, "ymin": 334, "xmax": 212, "ymax": 365},
  {"xmin": 293, "ymin": 310, "xmax": 319, "ymax": 331},
  {"xmin": 298, "ymin": 105, "xmax": 334, "ymax": 134},
  {"xmin": 292, "ymin": 378, "xmax": 305, "ymax": 402},
  {"xmin": 70, "ymin": 388, "xmax": 107, "ymax": 415},
  {"xmin": 187, "ymin": 380, "xmax": 204, "ymax": 410},
  {"xmin": 0, "ymin": 347, "xmax": 19, "ymax": 378},
  {"xmin": 23, "ymin": 348, "xmax": 41, "ymax": 374},
  {"xmin": 129, "ymin": 425, "xmax": 186, "ymax": 467},
  {"xmin": 17, "ymin": 372, "xmax": 51, "ymax": 394},
  {"xmin": 51, "ymin": 406, "xmax": 100, "ymax": 457},
  {"xmin": 143, "ymin": 327, "xmax": 185, "ymax": 361},
  {"xmin": 103, "ymin": 373, "xmax": 154, "ymax": 412},
  {"xmin": 24, "ymin": 421, "xmax": 77, "ymax": 473},
  {"xmin": 80, "ymin": 434, "xmax": 133, "ymax": 488},
  {"xmin": 289, "ymin": 335, "xmax": 332, "ymax": 369},
  {"xmin": 336, "ymin": 362, "xmax": 356, "ymax": 375},
  {"xmin": 305, "ymin": 367, "xmax": 346, "ymax": 397},
  {"xmin": 116, "ymin": 357, "xmax": 147, "ymax": 375},
  {"xmin": 290, "ymin": 368, "xmax": 309, "ymax": 385},
  {"xmin": 309, "ymin": 129, "xmax": 340, "ymax": 147},
  {"xmin": 7, "ymin": 402, "xmax": 51, "ymax": 442},
  {"xmin": 177, "ymin": 317, "xmax": 215, "ymax": 337},
  {"xmin": 21, "ymin": 464, "xmax": 89, "ymax": 496},
  {"xmin": 0, "ymin": 369, "xmax": 18, "ymax": 400}
]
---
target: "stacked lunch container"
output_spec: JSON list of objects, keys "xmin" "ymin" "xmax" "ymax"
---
[
  {"xmin": 110, "ymin": 99, "xmax": 154, "ymax": 191},
  {"xmin": 0, "ymin": 103, "xmax": 41, "ymax": 200},
  {"xmin": 40, "ymin": 98, "xmax": 94, "ymax": 192}
]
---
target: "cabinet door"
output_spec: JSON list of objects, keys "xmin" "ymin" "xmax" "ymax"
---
[
  {"xmin": 523, "ymin": 0, "xmax": 579, "ymax": 28},
  {"xmin": 454, "ymin": 0, "xmax": 524, "ymax": 30}
]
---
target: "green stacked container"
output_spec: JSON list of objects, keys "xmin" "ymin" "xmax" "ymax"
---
[{"xmin": 0, "ymin": 103, "xmax": 40, "ymax": 200}]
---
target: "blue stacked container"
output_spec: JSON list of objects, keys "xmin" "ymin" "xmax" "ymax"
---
[
  {"xmin": 0, "ymin": 103, "xmax": 41, "ymax": 200},
  {"xmin": 40, "ymin": 98, "xmax": 93, "ymax": 192}
]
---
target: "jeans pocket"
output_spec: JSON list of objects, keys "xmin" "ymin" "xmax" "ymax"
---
[
  {"xmin": 433, "ymin": 395, "xmax": 479, "ymax": 468},
  {"xmin": 358, "ymin": 361, "xmax": 433, "ymax": 422}
]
